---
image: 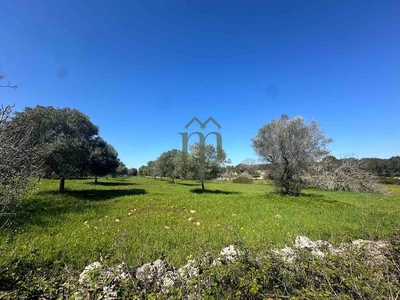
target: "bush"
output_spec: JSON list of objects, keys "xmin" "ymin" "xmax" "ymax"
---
[
  {"xmin": 379, "ymin": 177, "xmax": 400, "ymax": 185},
  {"xmin": 232, "ymin": 172, "xmax": 253, "ymax": 184},
  {"xmin": 232, "ymin": 177, "xmax": 253, "ymax": 184}
]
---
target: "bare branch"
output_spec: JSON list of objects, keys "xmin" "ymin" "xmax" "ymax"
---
[
  {"xmin": 0, "ymin": 69, "xmax": 18, "ymax": 89},
  {"xmin": 1, "ymin": 104, "xmax": 40, "ymax": 228},
  {"xmin": 305, "ymin": 155, "xmax": 387, "ymax": 194}
]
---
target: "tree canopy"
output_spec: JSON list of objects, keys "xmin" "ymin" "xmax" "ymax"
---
[
  {"xmin": 139, "ymin": 143, "xmax": 228, "ymax": 190},
  {"xmin": 89, "ymin": 137, "xmax": 119, "ymax": 183},
  {"xmin": 115, "ymin": 162, "xmax": 128, "ymax": 176},
  {"xmin": 157, "ymin": 149, "xmax": 181, "ymax": 183},
  {"xmin": 9, "ymin": 106, "xmax": 99, "ymax": 192},
  {"xmin": 179, "ymin": 143, "xmax": 227, "ymax": 190},
  {"xmin": 252, "ymin": 114, "xmax": 332, "ymax": 196}
]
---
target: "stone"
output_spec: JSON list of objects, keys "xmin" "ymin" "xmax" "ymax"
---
[
  {"xmin": 219, "ymin": 245, "xmax": 240, "ymax": 263},
  {"xmin": 136, "ymin": 259, "xmax": 168, "ymax": 285},
  {"xmin": 78, "ymin": 261, "xmax": 102, "ymax": 285},
  {"xmin": 178, "ymin": 259, "xmax": 199, "ymax": 278}
]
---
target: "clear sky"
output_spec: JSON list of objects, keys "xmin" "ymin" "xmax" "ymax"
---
[{"xmin": 1, "ymin": 0, "xmax": 399, "ymax": 168}]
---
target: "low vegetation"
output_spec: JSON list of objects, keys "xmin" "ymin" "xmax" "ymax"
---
[
  {"xmin": 232, "ymin": 172, "xmax": 253, "ymax": 184},
  {"xmin": 0, "ymin": 177, "xmax": 399, "ymax": 297},
  {"xmin": 380, "ymin": 177, "xmax": 400, "ymax": 185}
]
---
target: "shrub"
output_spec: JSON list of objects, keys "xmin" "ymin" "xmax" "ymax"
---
[
  {"xmin": 232, "ymin": 177, "xmax": 253, "ymax": 184},
  {"xmin": 379, "ymin": 177, "xmax": 400, "ymax": 185},
  {"xmin": 232, "ymin": 172, "xmax": 253, "ymax": 184}
]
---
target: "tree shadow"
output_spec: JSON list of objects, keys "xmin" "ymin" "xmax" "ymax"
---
[
  {"xmin": 85, "ymin": 181, "xmax": 138, "ymax": 186},
  {"xmin": 266, "ymin": 191, "xmax": 353, "ymax": 207},
  {"xmin": 300, "ymin": 192, "xmax": 326, "ymax": 198},
  {"xmin": 62, "ymin": 188, "xmax": 146, "ymax": 201},
  {"xmin": 301, "ymin": 192, "xmax": 356, "ymax": 207},
  {"xmin": 190, "ymin": 188, "xmax": 241, "ymax": 195},
  {"xmin": 267, "ymin": 190, "xmax": 326, "ymax": 198},
  {"xmin": 268, "ymin": 190, "xmax": 327, "ymax": 197},
  {"xmin": 175, "ymin": 182, "xmax": 200, "ymax": 187},
  {"xmin": 14, "ymin": 188, "xmax": 147, "ymax": 229}
]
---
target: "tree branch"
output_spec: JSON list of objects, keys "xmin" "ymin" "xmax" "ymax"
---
[{"xmin": 0, "ymin": 70, "xmax": 18, "ymax": 89}]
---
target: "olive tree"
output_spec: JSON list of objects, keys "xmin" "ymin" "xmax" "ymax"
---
[
  {"xmin": 147, "ymin": 160, "xmax": 159, "ymax": 178},
  {"xmin": 127, "ymin": 168, "xmax": 138, "ymax": 176},
  {"xmin": 180, "ymin": 143, "xmax": 228, "ymax": 190},
  {"xmin": 157, "ymin": 149, "xmax": 181, "ymax": 183},
  {"xmin": 114, "ymin": 162, "xmax": 128, "ymax": 176},
  {"xmin": 0, "ymin": 105, "xmax": 42, "ymax": 228},
  {"xmin": 138, "ymin": 165, "xmax": 149, "ymax": 177},
  {"xmin": 252, "ymin": 114, "xmax": 332, "ymax": 196},
  {"xmin": 9, "ymin": 106, "xmax": 99, "ymax": 192},
  {"xmin": 89, "ymin": 137, "xmax": 119, "ymax": 183}
]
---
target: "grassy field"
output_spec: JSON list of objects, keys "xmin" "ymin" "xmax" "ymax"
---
[{"xmin": 1, "ymin": 177, "xmax": 399, "ymax": 272}]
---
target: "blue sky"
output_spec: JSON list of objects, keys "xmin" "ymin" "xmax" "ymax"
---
[{"xmin": 1, "ymin": 0, "xmax": 399, "ymax": 168}]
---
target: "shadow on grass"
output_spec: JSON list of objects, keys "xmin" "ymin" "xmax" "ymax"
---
[
  {"xmin": 190, "ymin": 188, "xmax": 241, "ymax": 195},
  {"xmin": 85, "ymin": 181, "xmax": 138, "ymax": 186},
  {"xmin": 54, "ymin": 188, "xmax": 146, "ymax": 201},
  {"xmin": 267, "ymin": 191, "xmax": 326, "ymax": 198},
  {"xmin": 176, "ymin": 182, "xmax": 200, "ymax": 187},
  {"xmin": 300, "ymin": 192, "xmax": 326, "ymax": 198},
  {"xmin": 14, "ymin": 188, "xmax": 147, "ymax": 228},
  {"xmin": 267, "ymin": 191, "xmax": 353, "ymax": 207}
]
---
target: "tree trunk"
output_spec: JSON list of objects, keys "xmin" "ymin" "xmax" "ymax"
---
[
  {"xmin": 95, "ymin": 175, "xmax": 98, "ymax": 183},
  {"xmin": 201, "ymin": 181, "xmax": 205, "ymax": 191},
  {"xmin": 59, "ymin": 177, "xmax": 65, "ymax": 193}
]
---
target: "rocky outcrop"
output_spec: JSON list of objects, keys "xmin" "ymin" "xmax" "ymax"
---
[
  {"xmin": 274, "ymin": 235, "xmax": 389, "ymax": 264},
  {"xmin": 135, "ymin": 259, "xmax": 177, "ymax": 293},
  {"xmin": 75, "ymin": 262, "xmax": 132, "ymax": 300}
]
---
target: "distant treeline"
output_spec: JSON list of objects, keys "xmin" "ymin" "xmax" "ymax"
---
[{"xmin": 359, "ymin": 156, "xmax": 400, "ymax": 177}]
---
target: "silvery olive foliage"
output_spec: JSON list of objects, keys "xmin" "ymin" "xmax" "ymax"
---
[{"xmin": 252, "ymin": 114, "xmax": 332, "ymax": 195}]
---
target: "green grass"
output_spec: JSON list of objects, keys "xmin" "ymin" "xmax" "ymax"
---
[{"xmin": 1, "ymin": 177, "xmax": 399, "ymax": 272}]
